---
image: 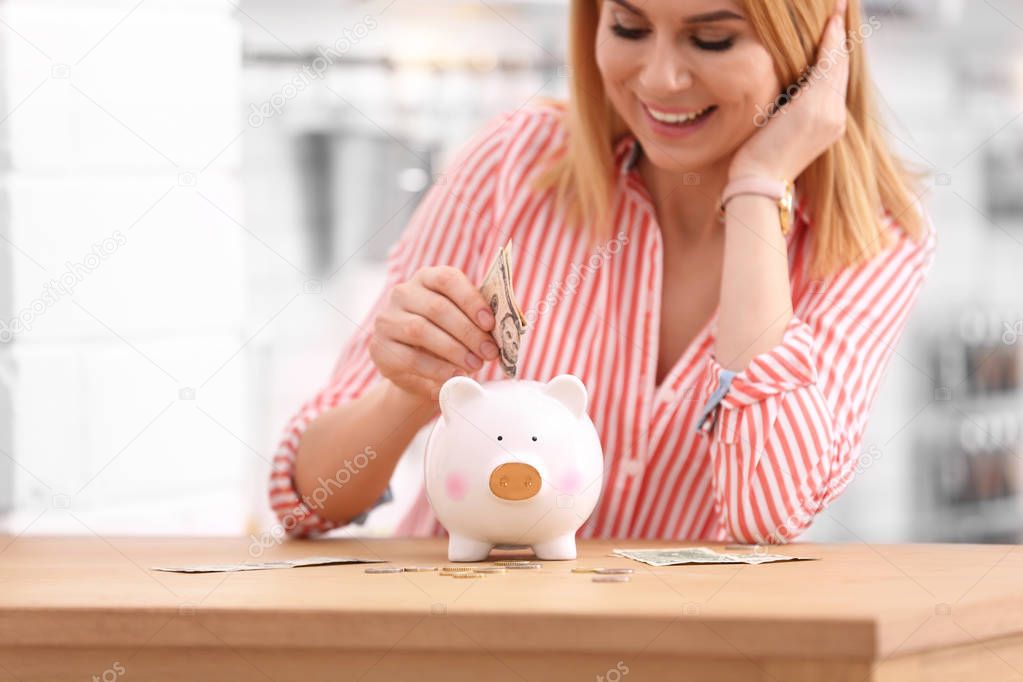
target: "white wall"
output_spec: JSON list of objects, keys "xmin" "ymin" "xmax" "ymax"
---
[{"xmin": 0, "ymin": 0, "xmax": 250, "ymax": 535}]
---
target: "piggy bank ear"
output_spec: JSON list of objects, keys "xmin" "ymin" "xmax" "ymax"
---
[
  {"xmin": 543, "ymin": 374, "xmax": 588, "ymax": 418},
  {"xmin": 439, "ymin": 376, "xmax": 486, "ymax": 421}
]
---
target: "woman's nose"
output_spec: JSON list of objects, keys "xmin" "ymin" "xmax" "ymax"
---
[{"xmin": 638, "ymin": 37, "xmax": 693, "ymax": 95}]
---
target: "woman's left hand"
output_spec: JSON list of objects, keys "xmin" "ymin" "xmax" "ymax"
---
[{"xmin": 728, "ymin": 0, "xmax": 850, "ymax": 182}]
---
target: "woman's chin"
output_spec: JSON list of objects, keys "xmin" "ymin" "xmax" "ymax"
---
[{"xmin": 638, "ymin": 147, "xmax": 714, "ymax": 176}]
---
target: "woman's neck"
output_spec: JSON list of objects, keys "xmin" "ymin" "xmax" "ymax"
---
[{"xmin": 637, "ymin": 152, "xmax": 733, "ymax": 247}]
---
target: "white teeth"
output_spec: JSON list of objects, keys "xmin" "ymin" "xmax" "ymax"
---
[{"xmin": 646, "ymin": 105, "xmax": 712, "ymax": 124}]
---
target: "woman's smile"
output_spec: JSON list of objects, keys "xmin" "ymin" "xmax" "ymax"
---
[{"xmin": 641, "ymin": 101, "xmax": 719, "ymax": 139}]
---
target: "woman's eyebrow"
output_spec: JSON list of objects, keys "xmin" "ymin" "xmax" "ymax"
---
[{"xmin": 607, "ymin": 0, "xmax": 745, "ymax": 24}]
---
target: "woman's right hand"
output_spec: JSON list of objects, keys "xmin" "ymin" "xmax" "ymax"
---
[{"xmin": 370, "ymin": 265, "xmax": 500, "ymax": 401}]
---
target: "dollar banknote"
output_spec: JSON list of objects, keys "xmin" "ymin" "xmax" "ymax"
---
[
  {"xmin": 479, "ymin": 239, "xmax": 527, "ymax": 377},
  {"xmin": 152, "ymin": 556, "xmax": 385, "ymax": 573},
  {"xmin": 611, "ymin": 547, "xmax": 816, "ymax": 566}
]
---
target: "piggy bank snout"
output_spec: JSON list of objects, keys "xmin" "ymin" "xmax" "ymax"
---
[{"xmin": 489, "ymin": 462, "xmax": 541, "ymax": 501}]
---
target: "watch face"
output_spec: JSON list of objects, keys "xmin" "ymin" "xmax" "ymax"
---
[
  {"xmin": 780, "ymin": 182, "xmax": 795, "ymax": 234},
  {"xmin": 780, "ymin": 192, "xmax": 794, "ymax": 213}
]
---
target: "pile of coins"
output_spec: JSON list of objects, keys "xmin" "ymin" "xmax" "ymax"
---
[
  {"xmin": 492, "ymin": 560, "xmax": 541, "ymax": 570},
  {"xmin": 571, "ymin": 567, "xmax": 635, "ymax": 583},
  {"xmin": 440, "ymin": 566, "xmax": 489, "ymax": 579},
  {"xmin": 364, "ymin": 565, "xmax": 409, "ymax": 574},
  {"xmin": 365, "ymin": 562, "xmax": 635, "ymax": 582},
  {"xmin": 364, "ymin": 560, "xmax": 543, "ymax": 578}
]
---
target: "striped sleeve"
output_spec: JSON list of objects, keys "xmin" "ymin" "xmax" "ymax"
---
[
  {"xmin": 695, "ymin": 210, "xmax": 937, "ymax": 544},
  {"xmin": 268, "ymin": 108, "xmax": 521, "ymax": 538}
]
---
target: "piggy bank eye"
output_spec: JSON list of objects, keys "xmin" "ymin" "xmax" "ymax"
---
[
  {"xmin": 531, "ymin": 436, "xmax": 538, "ymax": 442},
  {"xmin": 497, "ymin": 435, "xmax": 503, "ymax": 441}
]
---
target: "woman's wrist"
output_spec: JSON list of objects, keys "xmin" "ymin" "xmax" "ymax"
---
[
  {"xmin": 727, "ymin": 157, "xmax": 786, "ymax": 183},
  {"xmin": 720, "ymin": 169, "xmax": 795, "ymax": 236},
  {"xmin": 380, "ymin": 378, "xmax": 439, "ymax": 427}
]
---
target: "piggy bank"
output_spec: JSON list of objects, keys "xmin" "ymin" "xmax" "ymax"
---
[{"xmin": 424, "ymin": 374, "xmax": 604, "ymax": 562}]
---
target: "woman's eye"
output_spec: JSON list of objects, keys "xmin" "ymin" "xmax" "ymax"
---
[
  {"xmin": 691, "ymin": 36, "xmax": 735, "ymax": 52},
  {"xmin": 610, "ymin": 22, "xmax": 649, "ymax": 40}
]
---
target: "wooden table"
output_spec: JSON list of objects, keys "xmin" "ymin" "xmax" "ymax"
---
[{"xmin": 1, "ymin": 536, "xmax": 1021, "ymax": 681}]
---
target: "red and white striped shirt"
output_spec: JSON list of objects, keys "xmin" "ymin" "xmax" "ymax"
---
[{"xmin": 270, "ymin": 102, "xmax": 936, "ymax": 543}]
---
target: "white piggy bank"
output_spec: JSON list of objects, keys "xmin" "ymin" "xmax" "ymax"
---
[{"xmin": 424, "ymin": 374, "xmax": 605, "ymax": 562}]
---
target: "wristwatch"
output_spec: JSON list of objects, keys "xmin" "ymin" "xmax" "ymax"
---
[{"xmin": 718, "ymin": 176, "xmax": 796, "ymax": 236}]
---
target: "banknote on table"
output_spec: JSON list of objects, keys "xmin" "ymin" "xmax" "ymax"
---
[
  {"xmin": 152, "ymin": 556, "xmax": 385, "ymax": 573},
  {"xmin": 612, "ymin": 547, "xmax": 817, "ymax": 566},
  {"xmin": 479, "ymin": 239, "xmax": 528, "ymax": 377}
]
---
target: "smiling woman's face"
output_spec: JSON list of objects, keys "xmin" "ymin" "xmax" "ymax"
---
[{"xmin": 595, "ymin": 0, "xmax": 782, "ymax": 173}]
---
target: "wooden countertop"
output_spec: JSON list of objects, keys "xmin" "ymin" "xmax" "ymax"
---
[{"xmin": 1, "ymin": 536, "xmax": 1021, "ymax": 680}]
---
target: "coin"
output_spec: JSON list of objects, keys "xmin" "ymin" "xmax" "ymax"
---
[
  {"xmin": 473, "ymin": 567, "xmax": 507, "ymax": 573},
  {"xmin": 441, "ymin": 566, "xmax": 474, "ymax": 572},
  {"xmin": 571, "ymin": 568, "xmax": 598, "ymax": 573},
  {"xmin": 402, "ymin": 566, "xmax": 439, "ymax": 572},
  {"xmin": 502, "ymin": 563, "xmax": 541, "ymax": 570},
  {"xmin": 364, "ymin": 566, "xmax": 403, "ymax": 574},
  {"xmin": 493, "ymin": 560, "xmax": 534, "ymax": 565},
  {"xmin": 594, "ymin": 568, "xmax": 634, "ymax": 575},
  {"xmin": 593, "ymin": 575, "xmax": 631, "ymax": 583},
  {"xmin": 452, "ymin": 573, "xmax": 485, "ymax": 579}
]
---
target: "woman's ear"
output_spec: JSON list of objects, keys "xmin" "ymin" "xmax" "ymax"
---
[
  {"xmin": 543, "ymin": 374, "xmax": 588, "ymax": 418},
  {"xmin": 439, "ymin": 376, "xmax": 486, "ymax": 421}
]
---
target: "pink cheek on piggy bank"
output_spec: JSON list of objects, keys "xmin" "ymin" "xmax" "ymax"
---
[
  {"xmin": 445, "ymin": 472, "xmax": 468, "ymax": 502},
  {"xmin": 555, "ymin": 468, "xmax": 584, "ymax": 496}
]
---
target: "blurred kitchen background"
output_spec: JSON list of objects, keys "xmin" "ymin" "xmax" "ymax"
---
[{"xmin": 0, "ymin": 0, "xmax": 1021, "ymax": 544}]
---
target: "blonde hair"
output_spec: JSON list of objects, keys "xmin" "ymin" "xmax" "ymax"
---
[{"xmin": 530, "ymin": 0, "xmax": 927, "ymax": 280}]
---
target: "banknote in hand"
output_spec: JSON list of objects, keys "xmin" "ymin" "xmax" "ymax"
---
[{"xmin": 479, "ymin": 239, "xmax": 528, "ymax": 377}]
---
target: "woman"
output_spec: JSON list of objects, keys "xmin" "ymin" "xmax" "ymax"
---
[{"xmin": 269, "ymin": 0, "xmax": 935, "ymax": 543}]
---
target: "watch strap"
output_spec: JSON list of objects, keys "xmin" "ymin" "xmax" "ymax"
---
[{"xmin": 718, "ymin": 176, "xmax": 795, "ymax": 235}]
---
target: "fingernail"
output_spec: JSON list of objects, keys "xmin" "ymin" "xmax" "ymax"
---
[
  {"xmin": 466, "ymin": 353, "xmax": 483, "ymax": 370},
  {"xmin": 477, "ymin": 309, "xmax": 494, "ymax": 329},
  {"xmin": 480, "ymin": 341, "xmax": 499, "ymax": 360}
]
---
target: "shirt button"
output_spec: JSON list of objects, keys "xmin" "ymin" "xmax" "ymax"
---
[{"xmin": 622, "ymin": 458, "xmax": 644, "ymax": 478}]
